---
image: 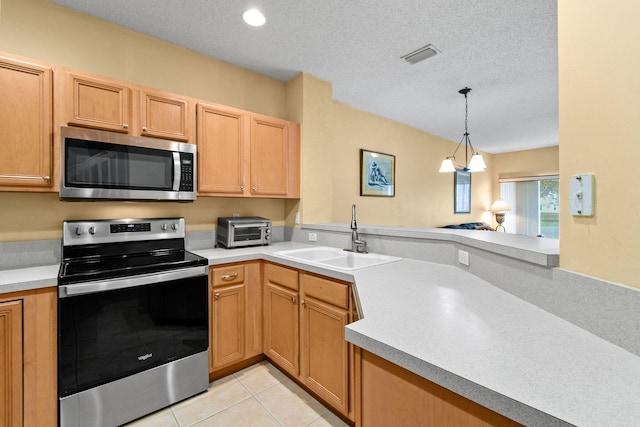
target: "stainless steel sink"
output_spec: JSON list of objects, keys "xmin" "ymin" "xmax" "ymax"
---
[{"xmin": 274, "ymin": 246, "xmax": 401, "ymax": 271}]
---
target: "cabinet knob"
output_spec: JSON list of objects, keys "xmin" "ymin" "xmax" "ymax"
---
[
  {"xmin": 142, "ymin": 126, "xmax": 148, "ymax": 132},
  {"xmin": 291, "ymin": 296, "xmax": 296, "ymax": 304},
  {"xmin": 43, "ymin": 176, "xmax": 51, "ymax": 183},
  {"xmin": 252, "ymin": 186, "xmax": 257, "ymax": 192},
  {"xmin": 122, "ymin": 123, "xmax": 129, "ymax": 129},
  {"xmin": 301, "ymin": 299, "xmax": 305, "ymax": 306},
  {"xmin": 221, "ymin": 273, "xmax": 238, "ymax": 281},
  {"xmin": 240, "ymin": 185, "xmax": 245, "ymax": 191},
  {"xmin": 214, "ymin": 292, "xmax": 220, "ymax": 299}
]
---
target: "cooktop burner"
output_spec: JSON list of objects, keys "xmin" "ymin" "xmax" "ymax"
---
[
  {"xmin": 58, "ymin": 218, "xmax": 208, "ymax": 285},
  {"xmin": 59, "ymin": 250, "xmax": 207, "ymax": 285}
]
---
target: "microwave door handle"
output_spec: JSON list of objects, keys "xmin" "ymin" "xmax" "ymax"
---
[{"xmin": 172, "ymin": 152, "xmax": 181, "ymax": 191}]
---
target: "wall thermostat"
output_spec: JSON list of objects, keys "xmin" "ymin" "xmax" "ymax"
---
[{"xmin": 569, "ymin": 174, "xmax": 595, "ymax": 216}]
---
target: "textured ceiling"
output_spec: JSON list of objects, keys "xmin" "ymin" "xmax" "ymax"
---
[{"xmin": 50, "ymin": 0, "xmax": 558, "ymax": 154}]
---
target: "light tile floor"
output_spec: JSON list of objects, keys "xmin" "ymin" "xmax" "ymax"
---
[{"xmin": 124, "ymin": 361, "xmax": 349, "ymax": 427}]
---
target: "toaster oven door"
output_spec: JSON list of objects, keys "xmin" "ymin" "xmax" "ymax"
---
[{"xmin": 229, "ymin": 223, "xmax": 266, "ymax": 247}]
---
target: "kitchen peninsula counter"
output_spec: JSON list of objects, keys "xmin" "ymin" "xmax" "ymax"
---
[{"xmin": 1, "ymin": 241, "xmax": 637, "ymax": 426}]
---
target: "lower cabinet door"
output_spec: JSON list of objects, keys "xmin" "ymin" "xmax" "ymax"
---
[
  {"xmin": 301, "ymin": 297, "xmax": 349, "ymax": 415},
  {"xmin": 0, "ymin": 299, "xmax": 23, "ymax": 427},
  {"xmin": 211, "ymin": 284, "xmax": 245, "ymax": 369},
  {"xmin": 264, "ymin": 283, "xmax": 299, "ymax": 376}
]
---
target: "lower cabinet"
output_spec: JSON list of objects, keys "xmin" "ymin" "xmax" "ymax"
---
[
  {"xmin": 300, "ymin": 273, "xmax": 351, "ymax": 417},
  {"xmin": 263, "ymin": 263, "xmax": 300, "ymax": 376},
  {"xmin": 263, "ymin": 262, "xmax": 355, "ymax": 420},
  {"xmin": 0, "ymin": 299, "xmax": 22, "ymax": 426},
  {"xmin": 358, "ymin": 349, "xmax": 522, "ymax": 427},
  {"xmin": 209, "ymin": 262, "xmax": 262, "ymax": 374},
  {"xmin": 0, "ymin": 287, "xmax": 57, "ymax": 427}
]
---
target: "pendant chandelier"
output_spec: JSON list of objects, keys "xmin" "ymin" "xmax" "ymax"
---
[{"xmin": 439, "ymin": 87, "xmax": 486, "ymax": 173}]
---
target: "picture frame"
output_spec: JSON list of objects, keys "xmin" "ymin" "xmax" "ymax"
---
[
  {"xmin": 360, "ymin": 149, "xmax": 395, "ymax": 197},
  {"xmin": 454, "ymin": 169, "xmax": 471, "ymax": 214}
]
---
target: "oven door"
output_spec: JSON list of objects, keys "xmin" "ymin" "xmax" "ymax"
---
[{"xmin": 58, "ymin": 267, "xmax": 208, "ymax": 398}]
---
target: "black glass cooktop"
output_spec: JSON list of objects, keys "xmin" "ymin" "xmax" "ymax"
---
[{"xmin": 59, "ymin": 250, "xmax": 207, "ymax": 285}]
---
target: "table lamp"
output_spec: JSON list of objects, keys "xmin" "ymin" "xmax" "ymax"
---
[{"xmin": 490, "ymin": 199, "xmax": 511, "ymax": 232}]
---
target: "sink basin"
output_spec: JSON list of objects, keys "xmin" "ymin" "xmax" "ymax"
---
[{"xmin": 274, "ymin": 246, "xmax": 401, "ymax": 271}]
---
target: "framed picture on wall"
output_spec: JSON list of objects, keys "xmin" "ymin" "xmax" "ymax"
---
[
  {"xmin": 360, "ymin": 149, "xmax": 395, "ymax": 197},
  {"xmin": 454, "ymin": 169, "xmax": 471, "ymax": 214}
]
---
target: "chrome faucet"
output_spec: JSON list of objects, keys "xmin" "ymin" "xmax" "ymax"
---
[{"xmin": 345, "ymin": 204, "xmax": 367, "ymax": 253}]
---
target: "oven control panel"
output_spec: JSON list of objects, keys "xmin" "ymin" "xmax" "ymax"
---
[{"xmin": 63, "ymin": 218, "xmax": 185, "ymax": 246}]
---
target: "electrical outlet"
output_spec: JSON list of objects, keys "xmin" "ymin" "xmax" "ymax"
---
[
  {"xmin": 458, "ymin": 250, "xmax": 469, "ymax": 266},
  {"xmin": 308, "ymin": 233, "xmax": 318, "ymax": 242}
]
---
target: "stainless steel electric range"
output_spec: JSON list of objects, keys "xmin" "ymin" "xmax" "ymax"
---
[{"xmin": 57, "ymin": 218, "xmax": 209, "ymax": 427}]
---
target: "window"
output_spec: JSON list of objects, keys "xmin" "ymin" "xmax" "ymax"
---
[{"xmin": 500, "ymin": 176, "xmax": 559, "ymax": 238}]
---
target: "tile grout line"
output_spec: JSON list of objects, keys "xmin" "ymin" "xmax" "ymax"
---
[{"xmin": 235, "ymin": 371, "xmax": 286, "ymax": 426}]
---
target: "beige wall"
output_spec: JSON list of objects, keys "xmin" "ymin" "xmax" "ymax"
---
[
  {"xmin": 558, "ymin": 0, "xmax": 640, "ymax": 288},
  {"xmin": 299, "ymin": 74, "xmax": 494, "ymax": 227},
  {"xmin": 491, "ymin": 146, "xmax": 559, "ymax": 201}
]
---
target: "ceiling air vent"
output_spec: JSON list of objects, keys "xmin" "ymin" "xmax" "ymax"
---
[{"xmin": 401, "ymin": 44, "xmax": 440, "ymax": 65}]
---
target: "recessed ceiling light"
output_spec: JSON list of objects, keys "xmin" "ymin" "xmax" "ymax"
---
[{"xmin": 243, "ymin": 9, "xmax": 266, "ymax": 27}]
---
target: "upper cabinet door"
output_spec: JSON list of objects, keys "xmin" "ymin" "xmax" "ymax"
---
[
  {"xmin": 250, "ymin": 115, "xmax": 289, "ymax": 196},
  {"xmin": 197, "ymin": 102, "xmax": 248, "ymax": 195},
  {"xmin": 66, "ymin": 71, "xmax": 131, "ymax": 133},
  {"xmin": 138, "ymin": 88, "xmax": 191, "ymax": 141},
  {"xmin": 0, "ymin": 55, "xmax": 52, "ymax": 189}
]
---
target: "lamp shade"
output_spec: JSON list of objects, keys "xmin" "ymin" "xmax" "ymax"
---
[
  {"xmin": 439, "ymin": 158, "xmax": 456, "ymax": 173},
  {"xmin": 490, "ymin": 198, "xmax": 511, "ymax": 212},
  {"xmin": 467, "ymin": 153, "xmax": 486, "ymax": 172}
]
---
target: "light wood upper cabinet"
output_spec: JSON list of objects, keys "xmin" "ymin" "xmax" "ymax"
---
[
  {"xmin": 250, "ymin": 115, "xmax": 288, "ymax": 196},
  {"xmin": 197, "ymin": 102, "xmax": 300, "ymax": 198},
  {"xmin": 64, "ymin": 71, "xmax": 132, "ymax": 133},
  {"xmin": 137, "ymin": 87, "xmax": 191, "ymax": 141},
  {"xmin": 0, "ymin": 54, "xmax": 53, "ymax": 190},
  {"xmin": 197, "ymin": 103, "xmax": 248, "ymax": 195},
  {"xmin": 57, "ymin": 67, "xmax": 195, "ymax": 142},
  {"xmin": 0, "ymin": 299, "xmax": 23, "ymax": 427}
]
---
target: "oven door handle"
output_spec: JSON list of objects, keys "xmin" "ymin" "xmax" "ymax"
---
[
  {"xmin": 58, "ymin": 265, "xmax": 208, "ymax": 298},
  {"xmin": 231, "ymin": 223, "xmax": 267, "ymax": 229}
]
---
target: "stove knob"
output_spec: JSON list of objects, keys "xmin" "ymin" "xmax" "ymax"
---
[
  {"xmin": 88, "ymin": 226, "xmax": 96, "ymax": 235},
  {"xmin": 171, "ymin": 223, "xmax": 179, "ymax": 231},
  {"xmin": 161, "ymin": 224, "xmax": 168, "ymax": 231},
  {"xmin": 75, "ymin": 227, "xmax": 84, "ymax": 236},
  {"xmin": 265, "ymin": 235, "xmax": 271, "ymax": 240}
]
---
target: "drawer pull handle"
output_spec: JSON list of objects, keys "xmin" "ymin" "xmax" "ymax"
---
[
  {"xmin": 221, "ymin": 273, "xmax": 238, "ymax": 281},
  {"xmin": 214, "ymin": 292, "xmax": 220, "ymax": 299}
]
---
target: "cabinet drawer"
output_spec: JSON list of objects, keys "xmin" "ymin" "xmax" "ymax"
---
[
  {"xmin": 265, "ymin": 263, "xmax": 298, "ymax": 291},
  {"xmin": 301, "ymin": 274, "xmax": 349, "ymax": 309},
  {"xmin": 211, "ymin": 265, "xmax": 245, "ymax": 287}
]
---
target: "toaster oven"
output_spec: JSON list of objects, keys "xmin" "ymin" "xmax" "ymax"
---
[{"xmin": 216, "ymin": 217, "xmax": 272, "ymax": 248}]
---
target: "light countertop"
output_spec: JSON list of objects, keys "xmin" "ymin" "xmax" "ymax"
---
[{"xmin": 1, "ymin": 241, "xmax": 636, "ymax": 426}]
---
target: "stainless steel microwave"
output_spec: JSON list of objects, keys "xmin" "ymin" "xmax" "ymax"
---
[
  {"xmin": 217, "ymin": 217, "xmax": 272, "ymax": 248},
  {"xmin": 60, "ymin": 126, "xmax": 196, "ymax": 201}
]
